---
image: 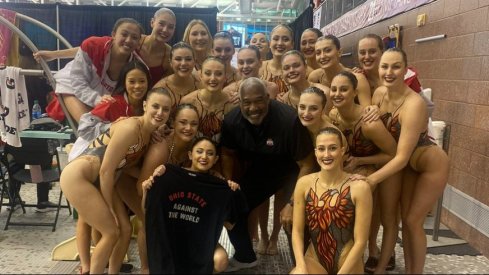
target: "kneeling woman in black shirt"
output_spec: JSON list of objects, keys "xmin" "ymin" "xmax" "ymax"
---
[{"xmin": 143, "ymin": 137, "xmax": 245, "ymax": 274}]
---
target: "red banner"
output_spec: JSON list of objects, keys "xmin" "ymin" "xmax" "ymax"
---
[
  {"xmin": 0, "ymin": 9, "xmax": 16, "ymax": 67},
  {"xmin": 319, "ymin": 0, "xmax": 433, "ymax": 37}
]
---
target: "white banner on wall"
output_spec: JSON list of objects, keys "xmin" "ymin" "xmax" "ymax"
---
[
  {"xmin": 313, "ymin": 6, "xmax": 322, "ymax": 29},
  {"xmin": 320, "ymin": 0, "xmax": 434, "ymax": 37}
]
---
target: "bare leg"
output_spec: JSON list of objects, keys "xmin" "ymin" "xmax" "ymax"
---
[
  {"xmin": 247, "ymin": 208, "xmax": 260, "ymax": 242},
  {"xmin": 402, "ymin": 148, "xmax": 448, "ymax": 274},
  {"xmin": 400, "ymin": 167, "xmax": 417, "ymax": 274},
  {"xmin": 291, "ymin": 246, "xmax": 328, "ymax": 274},
  {"xmin": 374, "ymin": 173, "xmax": 402, "ymax": 274},
  {"xmin": 108, "ymin": 192, "xmax": 132, "ymax": 274},
  {"xmin": 92, "ymin": 229, "xmax": 101, "ymax": 244},
  {"xmin": 117, "ymin": 140, "xmax": 167, "ymax": 273},
  {"xmin": 136, "ymin": 219, "xmax": 148, "ymax": 274},
  {"xmin": 61, "ymin": 94, "xmax": 91, "ymax": 122},
  {"xmin": 268, "ymin": 189, "xmax": 286, "ymax": 255},
  {"xmin": 117, "ymin": 174, "xmax": 149, "ymax": 273},
  {"xmin": 367, "ymin": 188, "xmax": 381, "ymax": 256},
  {"xmin": 255, "ymin": 200, "xmax": 270, "ymax": 254},
  {"xmin": 213, "ymin": 243, "xmax": 229, "ymax": 273},
  {"xmin": 76, "ymin": 217, "xmax": 92, "ymax": 274},
  {"xmin": 60, "ymin": 160, "xmax": 119, "ymax": 274}
]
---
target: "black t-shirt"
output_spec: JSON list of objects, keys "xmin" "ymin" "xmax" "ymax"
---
[
  {"xmin": 145, "ymin": 164, "xmax": 247, "ymax": 274},
  {"xmin": 220, "ymin": 100, "xmax": 314, "ymax": 200}
]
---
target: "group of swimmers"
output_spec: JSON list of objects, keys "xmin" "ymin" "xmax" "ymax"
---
[{"xmin": 33, "ymin": 7, "xmax": 449, "ymax": 274}]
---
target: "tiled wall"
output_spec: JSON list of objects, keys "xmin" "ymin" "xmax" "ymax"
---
[{"xmin": 336, "ymin": 0, "xmax": 489, "ymax": 257}]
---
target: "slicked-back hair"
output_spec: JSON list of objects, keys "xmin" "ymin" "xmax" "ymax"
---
[
  {"xmin": 317, "ymin": 126, "xmax": 344, "ymax": 147},
  {"xmin": 317, "ymin": 34, "xmax": 341, "ymax": 50}
]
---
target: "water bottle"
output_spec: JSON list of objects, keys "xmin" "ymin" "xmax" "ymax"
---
[{"xmin": 32, "ymin": 100, "xmax": 42, "ymax": 120}]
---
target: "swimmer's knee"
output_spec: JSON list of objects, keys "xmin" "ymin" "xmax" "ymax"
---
[{"xmin": 213, "ymin": 246, "xmax": 229, "ymax": 273}]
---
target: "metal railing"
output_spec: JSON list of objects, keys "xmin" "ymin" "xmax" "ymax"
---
[{"xmin": 0, "ymin": 11, "xmax": 78, "ymax": 136}]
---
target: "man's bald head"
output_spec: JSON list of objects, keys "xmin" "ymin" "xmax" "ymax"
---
[
  {"xmin": 238, "ymin": 77, "xmax": 270, "ymax": 125},
  {"xmin": 239, "ymin": 77, "xmax": 267, "ymax": 99}
]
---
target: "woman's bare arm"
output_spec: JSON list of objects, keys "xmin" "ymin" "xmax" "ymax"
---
[{"xmin": 337, "ymin": 180, "xmax": 372, "ymax": 274}]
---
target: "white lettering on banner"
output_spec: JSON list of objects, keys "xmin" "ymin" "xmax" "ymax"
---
[{"xmin": 313, "ymin": 7, "xmax": 321, "ymax": 29}]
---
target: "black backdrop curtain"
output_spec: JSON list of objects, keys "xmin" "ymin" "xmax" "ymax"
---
[
  {"xmin": 0, "ymin": 3, "xmax": 216, "ymax": 110},
  {"xmin": 1, "ymin": 3, "xmax": 217, "ymax": 56},
  {"xmin": 288, "ymin": 4, "xmax": 314, "ymax": 51},
  {"xmin": 57, "ymin": 5, "xmax": 218, "ymax": 48}
]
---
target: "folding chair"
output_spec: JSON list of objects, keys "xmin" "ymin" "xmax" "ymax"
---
[
  {"xmin": 2, "ymin": 138, "xmax": 71, "ymax": 232},
  {"xmin": 0, "ymin": 147, "xmax": 9, "ymax": 213}
]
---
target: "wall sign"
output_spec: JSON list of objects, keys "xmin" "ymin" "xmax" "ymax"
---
[{"xmin": 320, "ymin": 0, "xmax": 434, "ymax": 37}]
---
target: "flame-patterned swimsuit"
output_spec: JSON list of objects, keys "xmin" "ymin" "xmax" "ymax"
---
[
  {"xmin": 278, "ymin": 91, "xmax": 298, "ymax": 109},
  {"xmin": 261, "ymin": 62, "xmax": 289, "ymax": 97},
  {"xmin": 160, "ymin": 75, "xmax": 200, "ymax": 111},
  {"xmin": 306, "ymin": 177, "xmax": 355, "ymax": 274},
  {"xmin": 195, "ymin": 93, "xmax": 230, "ymax": 143},
  {"xmin": 224, "ymin": 68, "xmax": 240, "ymax": 88},
  {"xmin": 81, "ymin": 117, "xmax": 147, "ymax": 170},
  {"xmin": 378, "ymin": 93, "xmax": 434, "ymax": 147},
  {"xmin": 331, "ymin": 114, "xmax": 380, "ymax": 157}
]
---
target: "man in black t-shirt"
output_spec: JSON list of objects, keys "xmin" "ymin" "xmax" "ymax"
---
[
  {"xmin": 145, "ymin": 164, "xmax": 246, "ymax": 274},
  {"xmin": 220, "ymin": 77, "xmax": 316, "ymax": 271}
]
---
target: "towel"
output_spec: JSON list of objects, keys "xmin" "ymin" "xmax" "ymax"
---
[{"xmin": 0, "ymin": 67, "xmax": 30, "ymax": 147}]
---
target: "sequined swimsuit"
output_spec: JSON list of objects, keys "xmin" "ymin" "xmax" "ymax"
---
[
  {"xmin": 332, "ymin": 114, "xmax": 380, "ymax": 157},
  {"xmin": 261, "ymin": 62, "xmax": 289, "ymax": 97},
  {"xmin": 278, "ymin": 91, "xmax": 298, "ymax": 109},
  {"xmin": 195, "ymin": 93, "xmax": 229, "ymax": 142},
  {"xmin": 378, "ymin": 93, "xmax": 434, "ymax": 147},
  {"xmin": 161, "ymin": 75, "xmax": 200, "ymax": 110},
  {"xmin": 82, "ymin": 117, "xmax": 147, "ymax": 169},
  {"xmin": 224, "ymin": 68, "xmax": 240, "ymax": 88},
  {"xmin": 306, "ymin": 177, "xmax": 355, "ymax": 274},
  {"xmin": 318, "ymin": 70, "xmax": 331, "ymax": 87}
]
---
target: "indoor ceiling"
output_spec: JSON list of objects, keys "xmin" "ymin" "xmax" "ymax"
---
[{"xmin": 6, "ymin": 0, "xmax": 309, "ymax": 22}]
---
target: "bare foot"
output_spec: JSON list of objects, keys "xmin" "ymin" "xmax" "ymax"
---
[
  {"xmin": 79, "ymin": 266, "xmax": 89, "ymax": 275},
  {"xmin": 256, "ymin": 238, "xmax": 269, "ymax": 254},
  {"xmin": 266, "ymin": 239, "xmax": 278, "ymax": 255}
]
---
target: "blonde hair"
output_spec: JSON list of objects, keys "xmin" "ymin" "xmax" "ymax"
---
[{"xmin": 183, "ymin": 19, "xmax": 213, "ymax": 55}]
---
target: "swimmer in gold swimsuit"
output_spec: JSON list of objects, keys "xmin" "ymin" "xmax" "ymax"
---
[
  {"xmin": 180, "ymin": 57, "xmax": 237, "ymax": 143},
  {"xmin": 359, "ymin": 48, "xmax": 449, "ymax": 274},
  {"xmin": 291, "ymin": 127, "xmax": 372, "ymax": 274},
  {"xmin": 259, "ymin": 24, "xmax": 295, "ymax": 98},
  {"xmin": 60, "ymin": 88, "xmax": 172, "ymax": 274},
  {"xmin": 153, "ymin": 42, "xmax": 201, "ymax": 111}
]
